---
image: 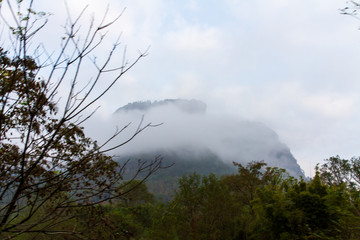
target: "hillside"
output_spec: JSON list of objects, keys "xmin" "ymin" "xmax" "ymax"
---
[
  {"xmin": 114, "ymin": 99, "xmax": 303, "ymax": 175},
  {"xmin": 117, "ymin": 149, "xmax": 236, "ymax": 201},
  {"xmin": 112, "ymin": 99, "xmax": 305, "ymax": 200}
]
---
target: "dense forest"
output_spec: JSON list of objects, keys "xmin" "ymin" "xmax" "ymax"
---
[{"xmin": 12, "ymin": 156, "xmax": 360, "ymax": 240}]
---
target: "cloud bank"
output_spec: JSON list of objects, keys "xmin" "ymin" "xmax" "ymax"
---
[
  {"xmin": 84, "ymin": 99, "xmax": 304, "ymax": 177},
  {"xmin": 18, "ymin": 0, "xmax": 360, "ymax": 176}
]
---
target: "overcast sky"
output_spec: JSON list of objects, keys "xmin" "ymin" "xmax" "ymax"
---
[{"xmin": 4, "ymin": 0, "xmax": 360, "ymax": 176}]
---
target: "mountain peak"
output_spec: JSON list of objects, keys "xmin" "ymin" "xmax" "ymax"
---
[
  {"xmin": 114, "ymin": 99, "xmax": 207, "ymax": 114},
  {"xmin": 112, "ymin": 99, "xmax": 304, "ymax": 178}
]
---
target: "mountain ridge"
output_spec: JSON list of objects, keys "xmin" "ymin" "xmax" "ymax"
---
[
  {"xmin": 115, "ymin": 99, "xmax": 207, "ymax": 114},
  {"xmin": 113, "ymin": 99, "xmax": 304, "ymax": 179}
]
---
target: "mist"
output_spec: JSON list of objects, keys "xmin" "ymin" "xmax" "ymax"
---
[{"xmin": 84, "ymin": 99, "xmax": 304, "ymax": 177}]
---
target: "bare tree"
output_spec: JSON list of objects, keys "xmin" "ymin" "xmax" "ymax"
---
[
  {"xmin": 0, "ymin": 0, "xmax": 163, "ymax": 238},
  {"xmin": 340, "ymin": 1, "xmax": 360, "ymax": 18}
]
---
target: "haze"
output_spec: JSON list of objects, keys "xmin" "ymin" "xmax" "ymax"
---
[
  {"xmin": 13, "ymin": 0, "xmax": 360, "ymax": 176},
  {"xmin": 84, "ymin": 100, "xmax": 303, "ymax": 177}
]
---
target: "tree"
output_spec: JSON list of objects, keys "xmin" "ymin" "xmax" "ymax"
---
[
  {"xmin": 173, "ymin": 173, "xmax": 203, "ymax": 240},
  {"xmin": 252, "ymin": 168, "xmax": 360, "ymax": 240},
  {"xmin": 0, "ymin": 0, "xmax": 163, "ymax": 238},
  {"xmin": 220, "ymin": 161, "xmax": 289, "ymax": 239},
  {"xmin": 320, "ymin": 156, "xmax": 360, "ymax": 188},
  {"xmin": 319, "ymin": 156, "xmax": 360, "ymax": 223},
  {"xmin": 140, "ymin": 161, "xmax": 360, "ymax": 240},
  {"xmin": 77, "ymin": 181, "xmax": 156, "ymax": 240},
  {"xmin": 147, "ymin": 173, "xmax": 236, "ymax": 240},
  {"xmin": 222, "ymin": 161, "xmax": 287, "ymax": 206},
  {"xmin": 340, "ymin": 1, "xmax": 360, "ymax": 17}
]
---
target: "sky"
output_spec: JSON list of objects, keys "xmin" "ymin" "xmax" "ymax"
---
[{"xmin": 2, "ymin": 0, "xmax": 360, "ymax": 176}]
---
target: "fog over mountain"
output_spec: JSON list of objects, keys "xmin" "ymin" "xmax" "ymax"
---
[
  {"xmin": 98, "ymin": 99, "xmax": 304, "ymax": 177},
  {"xmin": 115, "ymin": 99, "xmax": 207, "ymax": 114}
]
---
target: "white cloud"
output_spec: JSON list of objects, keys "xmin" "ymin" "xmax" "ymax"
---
[
  {"xmin": 5, "ymin": 0, "xmax": 360, "ymax": 177},
  {"xmin": 301, "ymin": 94, "xmax": 355, "ymax": 118},
  {"xmin": 161, "ymin": 73, "xmax": 205, "ymax": 98},
  {"xmin": 164, "ymin": 26, "xmax": 222, "ymax": 52}
]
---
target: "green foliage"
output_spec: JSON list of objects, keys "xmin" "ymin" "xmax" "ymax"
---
[
  {"xmin": 86, "ymin": 182, "xmax": 156, "ymax": 240},
  {"xmin": 140, "ymin": 160, "xmax": 360, "ymax": 240},
  {"xmin": 145, "ymin": 173, "xmax": 236, "ymax": 240},
  {"xmin": 13, "ymin": 181, "xmax": 158, "ymax": 240},
  {"xmin": 251, "ymin": 167, "xmax": 360, "ymax": 240},
  {"xmin": 27, "ymin": 158, "xmax": 359, "ymax": 240},
  {"xmin": 119, "ymin": 150, "xmax": 235, "ymax": 201},
  {"xmin": 320, "ymin": 156, "xmax": 360, "ymax": 189}
]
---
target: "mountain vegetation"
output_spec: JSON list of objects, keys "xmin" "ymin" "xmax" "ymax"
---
[
  {"xmin": 117, "ymin": 149, "xmax": 236, "ymax": 201},
  {"xmin": 2, "ymin": 1, "xmax": 360, "ymax": 239},
  {"xmin": 12, "ymin": 157, "xmax": 360, "ymax": 239}
]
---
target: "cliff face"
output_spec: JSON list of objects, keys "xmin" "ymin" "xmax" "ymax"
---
[{"xmin": 113, "ymin": 99, "xmax": 304, "ymax": 178}]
